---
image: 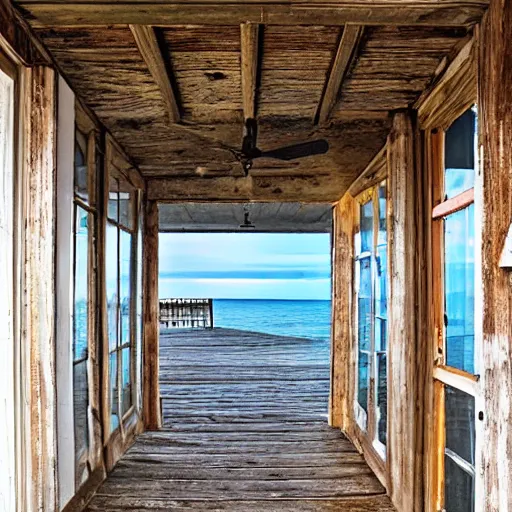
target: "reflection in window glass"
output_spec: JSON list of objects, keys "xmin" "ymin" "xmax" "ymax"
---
[
  {"xmin": 106, "ymin": 224, "xmax": 119, "ymax": 352},
  {"xmin": 108, "ymin": 177, "xmax": 119, "ymax": 222},
  {"xmin": 444, "ymin": 204, "xmax": 475, "ymax": 373},
  {"xmin": 357, "ymin": 256, "xmax": 371, "ymax": 413},
  {"xmin": 375, "ymin": 184, "xmax": 387, "ymax": 445},
  {"xmin": 119, "ymin": 189, "xmax": 133, "ymax": 229},
  {"xmin": 73, "ymin": 206, "xmax": 89, "ymax": 484},
  {"xmin": 74, "ymin": 131, "xmax": 89, "ymax": 204},
  {"xmin": 445, "ymin": 107, "xmax": 476, "ymax": 199},
  {"xmin": 360, "ymin": 201, "xmax": 373, "ymax": 253},
  {"xmin": 445, "ymin": 386, "xmax": 475, "ymax": 465},
  {"xmin": 444, "ymin": 454, "xmax": 474, "ymax": 512},
  {"xmin": 73, "ymin": 360, "xmax": 89, "ymax": 485},
  {"xmin": 110, "ymin": 351, "xmax": 119, "ymax": 432},
  {"xmin": 120, "ymin": 230, "xmax": 132, "ymax": 347},
  {"xmin": 74, "ymin": 207, "xmax": 89, "ymax": 361},
  {"xmin": 121, "ymin": 347, "xmax": 132, "ymax": 415}
]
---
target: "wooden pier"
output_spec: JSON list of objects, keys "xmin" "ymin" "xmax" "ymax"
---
[
  {"xmin": 159, "ymin": 298, "xmax": 214, "ymax": 329},
  {"xmin": 86, "ymin": 329, "xmax": 394, "ymax": 511}
]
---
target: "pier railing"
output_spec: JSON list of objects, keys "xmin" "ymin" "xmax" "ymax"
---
[{"xmin": 159, "ymin": 298, "xmax": 214, "ymax": 329}]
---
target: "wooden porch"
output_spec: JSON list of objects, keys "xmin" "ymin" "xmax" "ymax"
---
[{"xmin": 86, "ymin": 328, "xmax": 394, "ymax": 510}]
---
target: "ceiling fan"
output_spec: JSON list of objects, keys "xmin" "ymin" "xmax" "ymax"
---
[{"xmin": 231, "ymin": 118, "xmax": 329, "ymax": 176}]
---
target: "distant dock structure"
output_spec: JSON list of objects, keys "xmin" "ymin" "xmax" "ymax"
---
[{"xmin": 159, "ymin": 298, "xmax": 214, "ymax": 329}]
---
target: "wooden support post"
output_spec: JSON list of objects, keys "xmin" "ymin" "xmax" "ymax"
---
[
  {"xmin": 142, "ymin": 199, "xmax": 162, "ymax": 430},
  {"xmin": 478, "ymin": 2, "xmax": 512, "ymax": 508},
  {"xmin": 240, "ymin": 22, "xmax": 259, "ymax": 121},
  {"xmin": 329, "ymin": 195, "xmax": 355, "ymax": 429},
  {"xmin": 316, "ymin": 25, "xmax": 363, "ymax": 125},
  {"xmin": 19, "ymin": 65, "xmax": 58, "ymax": 511},
  {"xmin": 387, "ymin": 110, "xmax": 418, "ymax": 512}
]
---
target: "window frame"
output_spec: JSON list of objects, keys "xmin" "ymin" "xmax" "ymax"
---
[
  {"xmin": 72, "ymin": 118, "xmax": 100, "ymax": 487},
  {"xmin": 430, "ymin": 110, "xmax": 481, "ymax": 512},
  {"xmin": 353, "ymin": 180, "xmax": 389, "ymax": 464},
  {"xmin": 106, "ymin": 168, "xmax": 139, "ymax": 433}
]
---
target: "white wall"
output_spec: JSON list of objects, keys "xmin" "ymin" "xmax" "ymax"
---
[
  {"xmin": 0, "ymin": 63, "xmax": 16, "ymax": 512},
  {"xmin": 56, "ymin": 76, "xmax": 76, "ymax": 510}
]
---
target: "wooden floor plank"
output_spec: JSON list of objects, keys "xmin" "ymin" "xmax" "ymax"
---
[{"xmin": 86, "ymin": 328, "xmax": 394, "ymax": 511}]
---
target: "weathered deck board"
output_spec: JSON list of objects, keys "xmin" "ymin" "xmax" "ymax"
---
[{"xmin": 86, "ymin": 328, "xmax": 394, "ymax": 511}]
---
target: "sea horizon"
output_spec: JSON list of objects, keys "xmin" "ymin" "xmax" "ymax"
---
[{"xmin": 211, "ymin": 298, "xmax": 331, "ymax": 342}]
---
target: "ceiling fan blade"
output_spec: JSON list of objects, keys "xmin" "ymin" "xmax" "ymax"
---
[{"xmin": 257, "ymin": 139, "xmax": 329, "ymax": 161}]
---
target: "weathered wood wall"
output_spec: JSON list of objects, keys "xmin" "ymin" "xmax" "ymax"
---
[
  {"xmin": 478, "ymin": 1, "xmax": 512, "ymax": 509},
  {"xmin": 19, "ymin": 64, "xmax": 58, "ymax": 512},
  {"xmin": 330, "ymin": 111, "xmax": 424, "ymax": 512}
]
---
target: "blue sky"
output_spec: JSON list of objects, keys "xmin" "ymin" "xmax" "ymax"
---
[{"xmin": 159, "ymin": 233, "xmax": 331, "ymax": 300}]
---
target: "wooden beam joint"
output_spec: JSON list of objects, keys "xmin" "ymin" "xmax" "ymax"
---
[
  {"xmin": 129, "ymin": 24, "xmax": 180, "ymax": 124},
  {"xmin": 316, "ymin": 24, "xmax": 363, "ymax": 125}
]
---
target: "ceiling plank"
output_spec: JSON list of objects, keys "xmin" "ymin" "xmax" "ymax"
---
[
  {"xmin": 316, "ymin": 24, "xmax": 363, "ymax": 125},
  {"xmin": 18, "ymin": 2, "xmax": 488, "ymax": 28},
  {"xmin": 240, "ymin": 22, "xmax": 260, "ymax": 120},
  {"xmin": 129, "ymin": 24, "xmax": 180, "ymax": 123}
]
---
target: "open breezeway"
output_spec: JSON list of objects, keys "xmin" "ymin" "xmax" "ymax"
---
[{"xmin": 86, "ymin": 328, "xmax": 394, "ymax": 511}]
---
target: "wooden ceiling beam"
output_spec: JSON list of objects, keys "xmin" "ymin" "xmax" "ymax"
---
[
  {"xmin": 147, "ymin": 174, "xmax": 350, "ymax": 202},
  {"xmin": 316, "ymin": 24, "xmax": 363, "ymax": 125},
  {"xmin": 17, "ymin": 2, "xmax": 488, "ymax": 28},
  {"xmin": 240, "ymin": 22, "xmax": 260, "ymax": 121},
  {"xmin": 129, "ymin": 24, "xmax": 180, "ymax": 123}
]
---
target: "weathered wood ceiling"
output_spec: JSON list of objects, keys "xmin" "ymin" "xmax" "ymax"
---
[
  {"xmin": 15, "ymin": 0, "xmax": 487, "ymax": 201},
  {"xmin": 159, "ymin": 202, "xmax": 332, "ymax": 232}
]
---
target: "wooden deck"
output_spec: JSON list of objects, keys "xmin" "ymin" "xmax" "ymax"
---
[{"xmin": 86, "ymin": 328, "xmax": 395, "ymax": 511}]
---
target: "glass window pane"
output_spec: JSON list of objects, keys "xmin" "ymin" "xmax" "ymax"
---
[
  {"xmin": 119, "ymin": 185, "xmax": 133, "ymax": 229},
  {"xmin": 445, "ymin": 386, "xmax": 475, "ymax": 465},
  {"xmin": 106, "ymin": 223, "xmax": 118, "ymax": 351},
  {"xmin": 358, "ymin": 257, "xmax": 372, "ymax": 352},
  {"xmin": 445, "ymin": 107, "xmax": 476, "ymax": 199},
  {"xmin": 136, "ymin": 211, "xmax": 143, "ymax": 405},
  {"xmin": 444, "ymin": 205, "xmax": 475, "ymax": 373},
  {"xmin": 73, "ymin": 359, "xmax": 89, "ymax": 485},
  {"xmin": 360, "ymin": 201, "xmax": 373, "ymax": 253},
  {"xmin": 110, "ymin": 351, "xmax": 119, "ymax": 432},
  {"xmin": 120, "ymin": 230, "xmax": 132, "ymax": 347},
  {"xmin": 73, "ymin": 359, "xmax": 89, "ymax": 453},
  {"xmin": 376, "ymin": 353, "xmax": 387, "ymax": 445},
  {"xmin": 375, "ymin": 184, "xmax": 387, "ymax": 445},
  {"xmin": 121, "ymin": 347, "xmax": 132, "ymax": 415},
  {"xmin": 74, "ymin": 207, "xmax": 89, "ymax": 360},
  {"xmin": 108, "ymin": 177, "xmax": 119, "ymax": 222},
  {"xmin": 358, "ymin": 352, "xmax": 369, "ymax": 413},
  {"xmin": 74, "ymin": 130, "xmax": 89, "ymax": 203},
  {"xmin": 357, "ymin": 255, "xmax": 371, "ymax": 415},
  {"xmin": 444, "ymin": 454, "xmax": 474, "ymax": 512}
]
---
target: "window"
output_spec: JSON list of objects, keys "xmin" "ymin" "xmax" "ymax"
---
[
  {"xmin": 107, "ymin": 174, "xmax": 137, "ymax": 431},
  {"xmin": 73, "ymin": 127, "xmax": 98, "ymax": 487},
  {"xmin": 431, "ymin": 106, "xmax": 478, "ymax": 512},
  {"xmin": 354, "ymin": 181, "xmax": 389, "ymax": 455}
]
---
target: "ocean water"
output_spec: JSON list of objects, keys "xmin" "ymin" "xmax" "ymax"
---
[{"xmin": 213, "ymin": 299, "xmax": 331, "ymax": 341}]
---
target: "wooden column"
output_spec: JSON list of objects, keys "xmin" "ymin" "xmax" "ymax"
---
[
  {"xmin": 387, "ymin": 111, "xmax": 419, "ymax": 512},
  {"xmin": 142, "ymin": 199, "xmax": 162, "ymax": 430},
  {"xmin": 478, "ymin": 2, "xmax": 512, "ymax": 509},
  {"xmin": 19, "ymin": 65, "xmax": 58, "ymax": 511},
  {"xmin": 329, "ymin": 195, "xmax": 355, "ymax": 430}
]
